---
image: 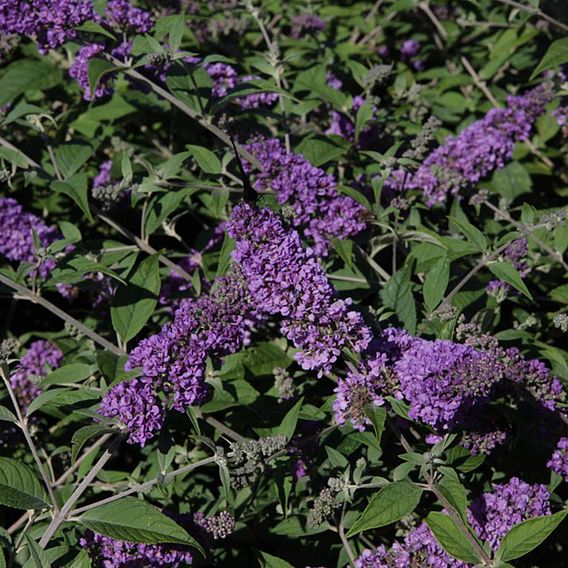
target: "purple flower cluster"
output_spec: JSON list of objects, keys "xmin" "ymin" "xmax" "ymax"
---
[
  {"xmin": 468, "ymin": 477, "xmax": 550, "ymax": 552},
  {"xmin": 202, "ymin": 62, "xmax": 238, "ymax": 98},
  {"xmin": 80, "ymin": 531, "xmax": 193, "ymax": 567},
  {"xmin": 333, "ymin": 327, "xmax": 565, "ymax": 455},
  {"xmin": 243, "ymin": 138, "xmax": 366, "ymax": 255},
  {"xmin": 99, "ymin": 267, "xmax": 259, "ymax": 445},
  {"xmin": 0, "ymin": 0, "xmax": 95, "ymax": 53},
  {"xmin": 0, "ymin": 197, "xmax": 60, "ymax": 278},
  {"xmin": 356, "ymin": 521, "xmax": 466, "ymax": 568},
  {"xmin": 291, "ymin": 14, "xmax": 326, "ymax": 38},
  {"xmin": 105, "ymin": 0, "xmax": 153, "ymax": 33},
  {"xmin": 228, "ymin": 203, "xmax": 371, "ymax": 375},
  {"xmin": 10, "ymin": 340, "xmax": 63, "ymax": 412},
  {"xmin": 236, "ymin": 76, "xmax": 279, "ymax": 109},
  {"xmin": 547, "ymin": 437, "xmax": 568, "ymax": 481},
  {"xmin": 357, "ymin": 477, "xmax": 550, "ymax": 567},
  {"xmin": 93, "ymin": 160, "xmax": 113, "ymax": 188},
  {"xmin": 70, "ymin": 44, "xmax": 113, "ymax": 101},
  {"xmin": 387, "ymin": 85, "xmax": 553, "ymax": 205}
]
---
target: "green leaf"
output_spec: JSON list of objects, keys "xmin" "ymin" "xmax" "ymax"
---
[
  {"xmin": 496, "ymin": 510, "xmax": 568, "ymax": 562},
  {"xmin": 42, "ymin": 364, "xmax": 94, "ymax": 387},
  {"xmin": 186, "ymin": 144, "xmax": 222, "ymax": 174},
  {"xmin": 72, "ymin": 424, "xmax": 115, "ymax": 464},
  {"xmin": 426, "ymin": 512, "xmax": 481, "ymax": 563},
  {"xmin": 423, "ymin": 256, "xmax": 449, "ymax": 312},
  {"xmin": 145, "ymin": 189, "xmax": 191, "ymax": 236},
  {"xmin": 216, "ymin": 235, "xmax": 235, "ymax": 277},
  {"xmin": 492, "ymin": 162, "xmax": 532, "ymax": 203},
  {"xmin": 0, "ymin": 59, "xmax": 62, "ymax": 107},
  {"xmin": 243, "ymin": 342, "xmax": 292, "ymax": 376},
  {"xmin": 88, "ymin": 59, "xmax": 117, "ymax": 99},
  {"xmin": 76, "ymin": 21, "xmax": 116, "ymax": 41},
  {"xmin": 380, "ymin": 265, "xmax": 416, "ymax": 334},
  {"xmin": 0, "ymin": 405, "xmax": 17, "ymax": 424},
  {"xmin": 347, "ymin": 481, "xmax": 422, "ymax": 537},
  {"xmin": 437, "ymin": 476, "xmax": 468, "ymax": 524},
  {"xmin": 0, "ymin": 458, "xmax": 49, "ymax": 510},
  {"xmin": 78, "ymin": 498, "xmax": 204, "ymax": 554},
  {"xmin": 277, "ymin": 397, "xmax": 303, "ymax": 441},
  {"xmin": 52, "ymin": 174, "xmax": 93, "ymax": 222},
  {"xmin": 111, "ymin": 255, "xmax": 161, "ymax": 343},
  {"xmin": 355, "ymin": 101, "xmax": 374, "ymax": 140},
  {"xmin": 451, "ymin": 216, "xmax": 487, "ymax": 252},
  {"xmin": 295, "ymin": 135, "xmax": 351, "ymax": 167},
  {"xmin": 26, "ymin": 388, "xmax": 69, "ymax": 417},
  {"xmin": 332, "ymin": 239, "xmax": 353, "ymax": 268},
  {"xmin": 64, "ymin": 550, "xmax": 92, "ymax": 568},
  {"xmin": 259, "ymin": 551, "xmax": 294, "ymax": 568},
  {"xmin": 531, "ymin": 38, "xmax": 568, "ymax": 79},
  {"xmin": 167, "ymin": 15, "xmax": 186, "ymax": 53},
  {"xmin": 23, "ymin": 534, "xmax": 51, "ymax": 568},
  {"xmin": 55, "ymin": 142, "xmax": 94, "ymax": 179},
  {"xmin": 488, "ymin": 261, "xmax": 532, "ymax": 300}
]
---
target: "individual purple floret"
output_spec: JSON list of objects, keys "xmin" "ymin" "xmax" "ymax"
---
[
  {"xmin": 547, "ymin": 437, "xmax": 568, "ymax": 481},
  {"xmin": 468, "ymin": 477, "xmax": 550, "ymax": 552},
  {"xmin": 80, "ymin": 530, "xmax": 193, "ymax": 567},
  {"xmin": 400, "ymin": 39, "xmax": 421, "ymax": 57},
  {"xmin": 203, "ymin": 62, "xmax": 238, "ymax": 98},
  {"xmin": 0, "ymin": 0, "xmax": 95, "ymax": 53},
  {"xmin": 357, "ymin": 477, "xmax": 551, "ymax": 567},
  {"xmin": 291, "ymin": 14, "xmax": 326, "ymax": 38},
  {"xmin": 105, "ymin": 0, "xmax": 154, "ymax": 33},
  {"xmin": 70, "ymin": 44, "xmax": 114, "ymax": 101},
  {"xmin": 334, "ymin": 352, "xmax": 390, "ymax": 431},
  {"xmin": 386, "ymin": 84, "xmax": 553, "ymax": 206},
  {"xmin": 99, "ymin": 267, "xmax": 260, "ymax": 445},
  {"xmin": 10, "ymin": 340, "xmax": 63, "ymax": 412},
  {"xmin": 236, "ymin": 76, "xmax": 279, "ymax": 109},
  {"xmin": 93, "ymin": 160, "xmax": 113, "ymax": 188},
  {"xmin": 228, "ymin": 203, "xmax": 371, "ymax": 375},
  {"xmin": 0, "ymin": 197, "xmax": 60, "ymax": 278},
  {"xmin": 394, "ymin": 337, "xmax": 505, "ymax": 430},
  {"xmin": 243, "ymin": 138, "xmax": 366, "ymax": 256}
]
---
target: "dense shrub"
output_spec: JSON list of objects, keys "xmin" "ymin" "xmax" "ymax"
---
[{"xmin": 0, "ymin": 0, "xmax": 567, "ymax": 566}]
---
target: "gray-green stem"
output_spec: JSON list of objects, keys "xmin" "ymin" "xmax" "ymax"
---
[{"xmin": 39, "ymin": 435, "xmax": 123, "ymax": 548}]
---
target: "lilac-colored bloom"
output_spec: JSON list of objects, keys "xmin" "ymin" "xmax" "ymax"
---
[
  {"xmin": 547, "ymin": 437, "xmax": 568, "ymax": 481},
  {"xmin": 400, "ymin": 39, "xmax": 421, "ymax": 57},
  {"xmin": 0, "ymin": 0, "xmax": 95, "ymax": 53},
  {"xmin": 291, "ymin": 14, "xmax": 326, "ymax": 38},
  {"xmin": 81, "ymin": 530, "xmax": 193, "ymax": 567},
  {"xmin": 202, "ymin": 62, "xmax": 238, "ymax": 98},
  {"xmin": 93, "ymin": 160, "xmax": 113, "ymax": 188},
  {"xmin": 327, "ymin": 95, "xmax": 377, "ymax": 144},
  {"xmin": 386, "ymin": 85, "xmax": 553, "ymax": 206},
  {"xmin": 70, "ymin": 44, "xmax": 113, "ymax": 101},
  {"xmin": 357, "ymin": 477, "xmax": 550, "ymax": 566},
  {"xmin": 243, "ymin": 138, "xmax": 366, "ymax": 256},
  {"xmin": 228, "ymin": 203, "xmax": 371, "ymax": 375},
  {"xmin": 99, "ymin": 268, "xmax": 260, "ymax": 445},
  {"xmin": 236, "ymin": 76, "xmax": 279, "ymax": 109},
  {"xmin": 105, "ymin": 0, "xmax": 153, "ymax": 33},
  {"xmin": 0, "ymin": 197, "xmax": 60, "ymax": 278},
  {"xmin": 10, "ymin": 340, "xmax": 63, "ymax": 412}
]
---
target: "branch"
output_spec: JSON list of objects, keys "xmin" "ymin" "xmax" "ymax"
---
[
  {"xmin": 0, "ymin": 272, "xmax": 123, "ymax": 356},
  {"xmin": 1, "ymin": 371, "xmax": 58, "ymax": 511},
  {"xmin": 70, "ymin": 455, "xmax": 217, "ymax": 516},
  {"xmin": 107, "ymin": 56, "xmax": 261, "ymax": 170},
  {"xmin": 39, "ymin": 435, "xmax": 123, "ymax": 548}
]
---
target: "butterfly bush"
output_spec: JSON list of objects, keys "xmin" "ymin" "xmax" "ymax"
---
[
  {"xmin": 1, "ymin": 1, "xmax": 568, "ymax": 566},
  {"xmin": 99, "ymin": 266, "xmax": 261, "ymax": 445},
  {"xmin": 387, "ymin": 84, "xmax": 554, "ymax": 205},
  {"xmin": 0, "ymin": 0, "xmax": 95, "ymax": 53},
  {"xmin": 228, "ymin": 203, "xmax": 371, "ymax": 375},
  {"xmin": 10, "ymin": 340, "xmax": 63, "ymax": 412},
  {"xmin": 0, "ymin": 197, "xmax": 60, "ymax": 279},
  {"xmin": 357, "ymin": 477, "xmax": 551, "ymax": 567},
  {"xmin": 243, "ymin": 138, "xmax": 366, "ymax": 255}
]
